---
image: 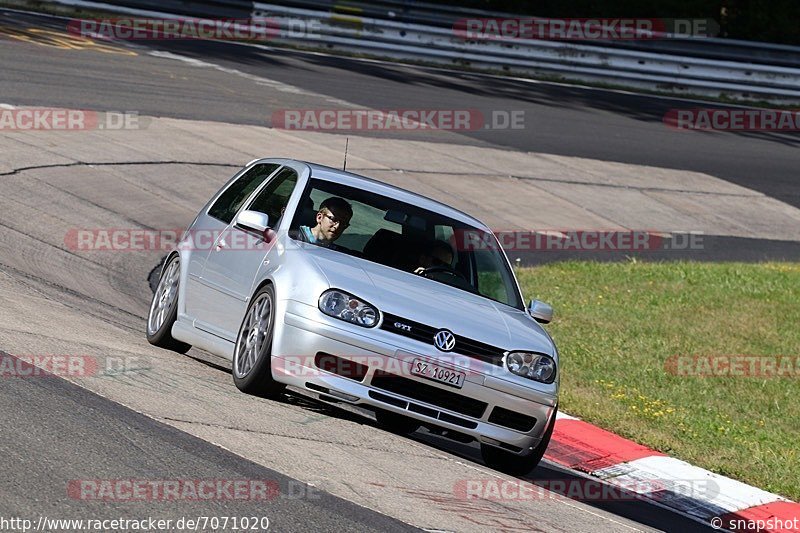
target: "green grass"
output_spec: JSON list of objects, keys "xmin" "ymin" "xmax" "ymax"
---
[{"xmin": 517, "ymin": 261, "xmax": 800, "ymax": 500}]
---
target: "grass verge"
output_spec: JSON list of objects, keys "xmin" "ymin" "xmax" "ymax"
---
[{"xmin": 517, "ymin": 261, "xmax": 800, "ymax": 500}]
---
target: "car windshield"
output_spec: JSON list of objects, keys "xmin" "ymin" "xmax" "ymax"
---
[{"xmin": 289, "ymin": 177, "xmax": 523, "ymax": 309}]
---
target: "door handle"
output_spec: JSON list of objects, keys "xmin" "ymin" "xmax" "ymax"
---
[{"xmin": 215, "ymin": 238, "xmax": 227, "ymax": 251}]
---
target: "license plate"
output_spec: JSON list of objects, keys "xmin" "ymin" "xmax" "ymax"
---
[{"xmin": 410, "ymin": 358, "xmax": 466, "ymax": 389}]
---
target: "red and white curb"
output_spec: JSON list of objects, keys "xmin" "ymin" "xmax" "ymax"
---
[{"xmin": 545, "ymin": 412, "xmax": 799, "ymax": 532}]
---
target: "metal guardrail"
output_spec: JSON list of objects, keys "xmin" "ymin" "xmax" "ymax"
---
[
  {"xmin": 270, "ymin": 0, "xmax": 476, "ymax": 28},
  {"xmin": 253, "ymin": 3, "xmax": 800, "ymax": 101},
  {"xmin": 581, "ymin": 38, "xmax": 800, "ymax": 70},
  {"xmin": 95, "ymin": 0, "xmax": 252, "ymax": 19},
  {"xmin": 42, "ymin": 0, "xmax": 800, "ymax": 101},
  {"xmin": 275, "ymin": 0, "xmax": 800, "ymax": 69}
]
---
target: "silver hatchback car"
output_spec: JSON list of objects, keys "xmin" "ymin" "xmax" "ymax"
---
[{"xmin": 147, "ymin": 158, "xmax": 559, "ymax": 475}]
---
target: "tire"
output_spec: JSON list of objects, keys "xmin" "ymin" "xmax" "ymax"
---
[
  {"xmin": 374, "ymin": 409, "xmax": 421, "ymax": 434},
  {"xmin": 480, "ymin": 408, "xmax": 556, "ymax": 476},
  {"xmin": 146, "ymin": 254, "xmax": 191, "ymax": 354},
  {"xmin": 232, "ymin": 284, "xmax": 286, "ymax": 398}
]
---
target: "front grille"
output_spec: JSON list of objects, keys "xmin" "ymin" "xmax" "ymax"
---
[
  {"xmin": 407, "ymin": 403, "xmax": 438, "ymax": 418},
  {"xmin": 367, "ymin": 391, "xmax": 479, "ymax": 430},
  {"xmin": 439, "ymin": 412, "xmax": 478, "ymax": 429},
  {"xmin": 369, "ymin": 391, "xmax": 407, "ymax": 409},
  {"xmin": 381, "ymin": 313, "xmax": 438, "ymax": 344},
  {"xmin": 370, "ymin": 370, "xmax": 487, "ymax": 418},
  {"xmin": 380, "ymin": 312, "xmax": 505, "ymax": 366},
  {"xmin": 488, "ymin": 407, "xmax": 537, "ymax": 432}
]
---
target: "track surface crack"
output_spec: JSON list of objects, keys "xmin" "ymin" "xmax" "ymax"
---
[{"xmin": 1, "ymin": 160, "xmax": 239, "ymax": 177}]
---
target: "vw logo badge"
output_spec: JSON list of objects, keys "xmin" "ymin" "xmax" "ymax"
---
[{"xmin": 433, "ymin": 329, "xmax": 456, "ymax": 352}]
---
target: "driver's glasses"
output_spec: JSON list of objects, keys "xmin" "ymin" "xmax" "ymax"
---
[
  {"xmin": 431, "ymin": 256, "xmax": 451, "ymax": 267},
  {"xmin": 322, "ymin": 211, "xmax": 349, "ymax": 228}
]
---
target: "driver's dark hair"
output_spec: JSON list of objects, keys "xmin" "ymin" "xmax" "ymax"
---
[
  {"xmin": 426, "ymin": 239, "xmax": 454, "ymax": 258},
  {"xmin": 319, "ymin": 196, "xmax": 353, "ymax": 218}
]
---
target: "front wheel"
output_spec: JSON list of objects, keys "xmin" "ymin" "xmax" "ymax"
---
[
  {"xmin": 480, "ymin": 408, "xmax": 556, "ymax": 476},
  {"xmin": 146, "ymin": 255, "xmax": 191, "ymax": 353},
  {"xmin": 232, "ymin": 284, "xmax": 286, "ymax": 398}
]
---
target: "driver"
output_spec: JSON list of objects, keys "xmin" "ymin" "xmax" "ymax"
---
[
  {"xmin": 414, "ymin": 239, "xmax": 454, "ymax": 274},
  {"xmin": 299, "ymin": 197, "xmax": 353, "ymax": 249}
]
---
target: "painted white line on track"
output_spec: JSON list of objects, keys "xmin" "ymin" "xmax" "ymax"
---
[
  {"xmin": 594, "ymin": 455, "xmax": 786, "ymax": 519},
  {"xmin": 240, "ymin": 44, "xmax": 778, "ymax": 111},
  {"xmin": 147, "ymin": 50, "xmax": 357, "ymax": 108},
  {"xmin": 452, "ymin": 457, "xmax": 648, "ymax": 532}
]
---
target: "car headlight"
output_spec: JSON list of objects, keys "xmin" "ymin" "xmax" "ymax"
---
[
  {"xmin": 506, "ymin": 351, "xmax": 556, "ymax": 384},
  {"xmin": 318, "ymin": 289, "xmax": 379, "ymax": 328}
]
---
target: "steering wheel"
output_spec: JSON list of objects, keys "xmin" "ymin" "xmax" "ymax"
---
[{"xmin": 417, "ymin": 265, "xmax": 467, "ymax": 281}]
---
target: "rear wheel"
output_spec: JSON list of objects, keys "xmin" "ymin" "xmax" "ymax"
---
[
  {"xmin": 232, "ymin": 284, "xmax": 285, "ymax": 398},
  {"xmin": 146, "ymin": 255, "xmax": 191, "ymax": 353},
  {"xmin": 374, "ymin": 409, "xmax": 421, "ymax": 434},
  {"xmin": 480, "ymin": 409, "xmax": 556, "ymax": 476}
]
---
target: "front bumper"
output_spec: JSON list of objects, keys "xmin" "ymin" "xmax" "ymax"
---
[{"xmin": 271, "ymin": 300, "xmax": 558, "ymax": 455}]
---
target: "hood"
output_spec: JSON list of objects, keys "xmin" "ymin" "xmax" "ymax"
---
[{"xmin": 304, "ymin": 248, "xmax": 555, "ymax": 355}]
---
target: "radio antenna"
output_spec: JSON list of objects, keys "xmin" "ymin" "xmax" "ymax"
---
[{"xmin": 343, "ymin": 137, "xmax": 349, "ymax": 171}]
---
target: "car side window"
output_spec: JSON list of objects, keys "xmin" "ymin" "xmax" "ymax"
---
[
  {"xmin": 247, "ymin": 167, "xmax": 299, "ymax": 227},
  {"xmin": 474, "ymin": 249, "xmax": 515, "ymax": 306},
  {"xmin": 208, "ymin": 163, "xmax": 280, "ymax": 224}
]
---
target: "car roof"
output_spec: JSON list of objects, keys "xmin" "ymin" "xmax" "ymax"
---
[{"xmin": 296, "ymin": 161, "xmax": 489, "ymax": 228}]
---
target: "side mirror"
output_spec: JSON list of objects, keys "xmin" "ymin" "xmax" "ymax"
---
[
  {"xmin": 528, "ymin": 299, "xmax": 553, "ymax": 324},
  {"xmin": 236, "ymin": 210, "xmax": 272, "ymax": 240}
]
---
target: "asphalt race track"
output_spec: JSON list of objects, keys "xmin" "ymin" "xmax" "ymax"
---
[
  {"xmin": 2, "ymin": 10, "xmax": 798, "ymax": 211},
  {"xmin": 0, "ymin": 353, "xmax": 415, "ymax": 532},
  {"xmin": 3, "ymin": 9, "xmax": 798, "ymax": 264},
  {"xmin": 2, "ymin": 6, "xmax": 795, "ymax": 532}
]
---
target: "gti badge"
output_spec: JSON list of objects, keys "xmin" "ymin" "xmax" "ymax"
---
[
  {"xmin": 433, "ymin": 329, "xmax": 456, "ymax": 352},
  {"xmin": 393, "ymin": 322, "xmax": 412, "ymax": 332}
]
